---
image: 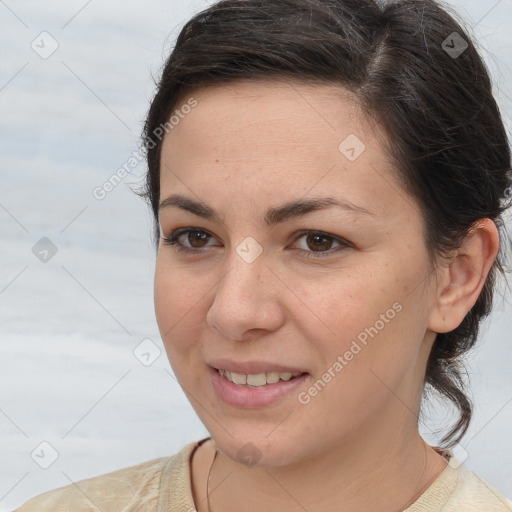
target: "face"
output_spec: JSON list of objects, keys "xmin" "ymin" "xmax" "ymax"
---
[{"xmin": 154, "ymin": 80, "xmax": 439, "ymax": 468}]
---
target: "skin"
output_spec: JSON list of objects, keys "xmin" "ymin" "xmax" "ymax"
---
[{"xmin": 153, "ymin": 80, "xmax": 499, "ymax": 511}]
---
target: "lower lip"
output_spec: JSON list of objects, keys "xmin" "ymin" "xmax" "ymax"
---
[{"xmin": 209, "ymin": 366, "xmax": 309, "ymax": 409}]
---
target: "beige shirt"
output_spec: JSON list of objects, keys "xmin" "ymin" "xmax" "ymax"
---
[{"xmin": 17, "ymin": 439, "xmax": 512, "ymax": 511}]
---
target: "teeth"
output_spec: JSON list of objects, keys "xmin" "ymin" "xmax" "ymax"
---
[
  {"xmin": 218, "ymin": 369, "xmax": 302, "ymax": 387},
  {"xmin": 231, "ymin": 372, "xmax": 247, "ymax": 385},
  {"xmin": 266, "ymin": 372, "xmax": 280, "ymax": 384},
  {"xmin": 246, "ymin": 373, "xmax": 267, "ymax": 386}
]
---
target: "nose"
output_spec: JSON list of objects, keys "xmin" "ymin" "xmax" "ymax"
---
[{"xmin": 206, "ymin": 254, "xmax": 286, "ymax": 342}]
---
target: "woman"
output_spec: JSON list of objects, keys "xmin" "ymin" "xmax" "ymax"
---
[{"xmin": 18, "ymin": 0, "xmax": 512, "ymax": 510}]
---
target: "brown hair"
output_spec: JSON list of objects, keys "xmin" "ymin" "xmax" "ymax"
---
[{"xmin": 139, "ymin": 0, "xmax": 511, "ymax": 446}]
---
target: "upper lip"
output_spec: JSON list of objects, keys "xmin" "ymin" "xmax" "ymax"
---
[{"xmin": 209, "ymin": 358, "xmax": 308, "ymax": 375}]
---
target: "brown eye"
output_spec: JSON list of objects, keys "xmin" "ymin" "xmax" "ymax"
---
[
  {"xmin": 305, "ymin": 233, "xmax": 334, "ymax": 252},
  {"xmin": 162, "ymin": 228, "xmax": 219, "ymax": 254},
  {"xmin": 292, "ymin": 230, "xmax": 351, "ymax": 259},
  {"xmin": 188, "ymin": 231, "xmax": 211, "ymax": 248}
]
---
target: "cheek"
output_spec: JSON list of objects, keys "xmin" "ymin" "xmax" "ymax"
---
[
  {"xmin": 291, "ymin": 264, "xmax": 401, "ymax": 347},
  {"xmin": 330, "ymin": 299, "xmax": 427, "ymax": 413},
  {"xmin": 294, "ymin": 261, "xmax": 427, "ymax": 388},
  {"xmin": 154, "ymin": 259, "xmax": 208, "ymax": 354},
  {"xmin": 154, "ymin": 265, "xmax": 212, "ymax": 397},
  {"xmin": 297, "ymin": 308, "xmax": 421, "ymax": 436}
]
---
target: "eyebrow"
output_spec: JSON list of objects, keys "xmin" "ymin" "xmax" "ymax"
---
[{"xmin": 158, "ymin": 194, "xmax": 374, "ymax": 226}]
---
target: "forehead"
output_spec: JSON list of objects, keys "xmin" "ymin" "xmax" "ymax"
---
[
  {"xmin": 159, "ymin": 79, "xmax": 412, "ymax": 221},
  {"xmin": 166, "ymin": 79, "xmax": 369, "ymax": 155}
]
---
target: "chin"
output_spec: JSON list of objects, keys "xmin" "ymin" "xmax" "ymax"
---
[{"xmin": 203, "ymin": 422, "xmax": 313, "ymax": 468}]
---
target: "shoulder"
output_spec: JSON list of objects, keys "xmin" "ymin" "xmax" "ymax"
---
[
  {"xmin": 16, "ymin": 457, "xmax": 170, "ymax": 512},
  {"xmin": 447, "ymin": 465, "xmax": 512, "ymax": 511},
  {"xmin": 407, "ymin": 456, "xmax": 512, "ymax": 512},
  {"xmin": 16, "ymin": 442, "xmax": 198, "ymax": 512}
]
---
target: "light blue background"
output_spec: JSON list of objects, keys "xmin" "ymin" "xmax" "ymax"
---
[{"xmin": 1, "ymin": 1, "xmax": 511, "ymax": 509}]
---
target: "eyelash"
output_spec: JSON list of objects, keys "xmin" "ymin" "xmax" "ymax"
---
[{"xmin": 161, "ymin": 228, "xmax": 352, "ymax": 259}]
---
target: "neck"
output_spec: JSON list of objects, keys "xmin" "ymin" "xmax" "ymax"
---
[{"xmin": 205, "ymin": 420, "xmax": 447, "ymax": 512}]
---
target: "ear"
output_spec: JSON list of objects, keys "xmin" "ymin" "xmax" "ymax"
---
[{"xmin": 428, "ymin": 219, "xmax": 500, "ymax": 334}]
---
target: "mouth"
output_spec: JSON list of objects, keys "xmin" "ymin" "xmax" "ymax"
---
[
  {"xmin": 215, "ymin": 368, "xmax": 306, "ymax": 387},
  {"xmin": 208, "ymin": 362, "xmax": 310, "ymax": 408}
]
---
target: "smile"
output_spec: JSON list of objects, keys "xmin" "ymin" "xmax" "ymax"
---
[
  {"xmin": 209, "ymin": 366, "xmax": 310, "ymax": 408},
  {"xmin": 217, "ymin": 368, "xmax": 305, "ymax": 387}
]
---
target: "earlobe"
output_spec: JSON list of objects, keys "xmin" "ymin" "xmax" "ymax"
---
[{"xmin": 428, "ymin": 219, "xmax": 500, "ymax": 334}]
